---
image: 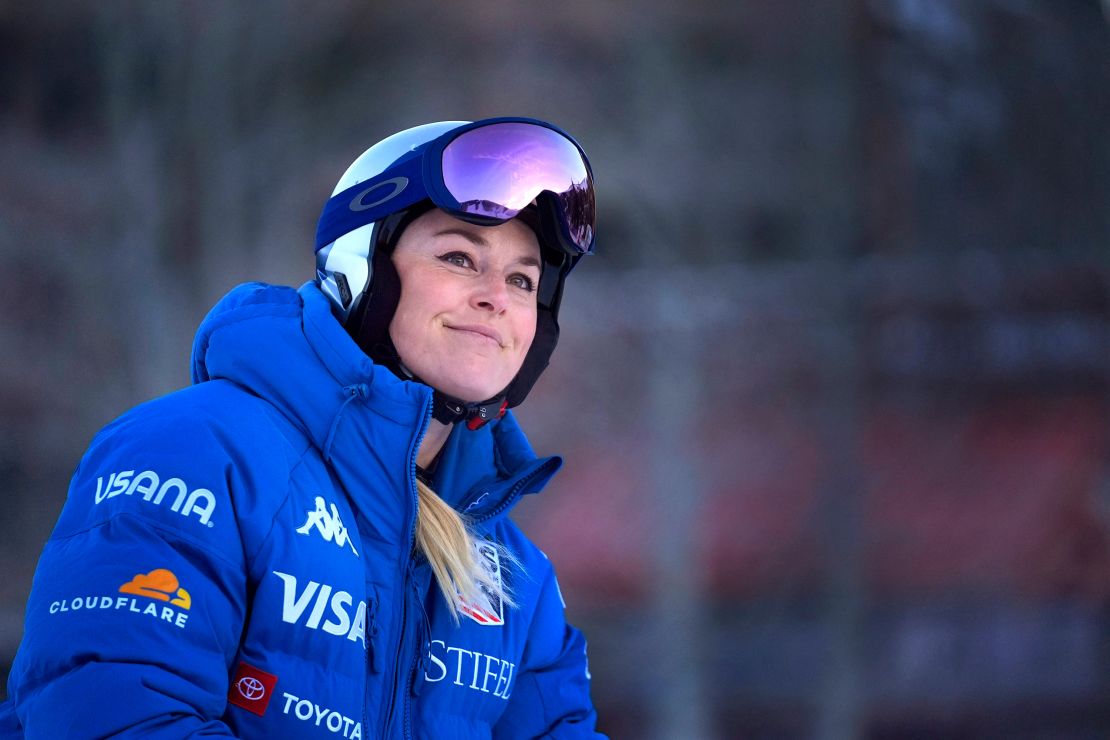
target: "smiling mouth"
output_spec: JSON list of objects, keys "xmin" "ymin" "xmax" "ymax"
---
[{"xmin": 445, "ymin": 325, "xmax": 504, "ymax": 348}]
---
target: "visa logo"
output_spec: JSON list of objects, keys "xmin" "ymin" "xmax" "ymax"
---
[{"xmin": 272, "ymin": 571, "xmax": 366, "ymax": 649}]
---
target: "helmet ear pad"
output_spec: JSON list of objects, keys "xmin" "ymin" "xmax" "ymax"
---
[
  {"xmin": 347, "ymin": 246, "xmax": 403, "ymax": 367},
  {"xmin": 500, "ymin": 193, "xmax": 579, "ymax": 408},
  {"xmin": 504, "ymin": 304, "xmax": 558, "ymax": 408},
  {"xmin": 345, "ymin": 203, "xmax": 433, "ymax": 369}
]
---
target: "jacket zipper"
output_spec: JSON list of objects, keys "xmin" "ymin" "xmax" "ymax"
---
[
  {"xmin": 363, "ymin": 613, "xmax": 371, "ymax": 740},
  {"xmin": 382, "ymin": 565, "xmax": 411, "ymax": 738},
  {"xmin": 403, "ymin": 571, "xmax": 431, "ymax": 739},
  {"xmin": 380, "ymin": 394, "xmax": 432, "ymax": 739},
  {"xmin": 361, "ymin": 590, "xmax": 378, "ymax": 739}
]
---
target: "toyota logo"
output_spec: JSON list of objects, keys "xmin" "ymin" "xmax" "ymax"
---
[{"xmin": 236, "ymin": 676, "xmax": 266, "ymax": 701}]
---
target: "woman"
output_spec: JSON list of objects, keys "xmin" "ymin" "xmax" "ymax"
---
[{"xmin": 2, "ymin": 117, "xmax": 604, "ymax": 738}]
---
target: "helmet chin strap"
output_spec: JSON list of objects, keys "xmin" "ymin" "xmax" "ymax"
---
[
  {"xmin": 370, "ymin": 345, "xmax": 509, "ymax": 430},
  {"xmin": 394, "ymin": 359, "xmax": 508, "ymax": 429},
  {"xmin": 432, "ymin": 391, "xmax": 509, "ymax": 430}
]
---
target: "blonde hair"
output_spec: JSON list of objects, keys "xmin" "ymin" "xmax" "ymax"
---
[{"xmin": 414, "ymin": 478, "xmax": 519, "ymax": 622}]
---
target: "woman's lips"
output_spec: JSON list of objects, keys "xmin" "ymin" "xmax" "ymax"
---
[{"xmin": 445, "ymin": 324, "xmax": 503, "ymax": 347}]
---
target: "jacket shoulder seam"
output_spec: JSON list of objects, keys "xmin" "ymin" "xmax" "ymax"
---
[
  {"xmin": 48, "ymin": 510, "xmax": 244, "ymax": 572},
  {"xmin": 244, "ymin": 452, "xmax": 311, "ymax": 572},
  {"xmin": 211, "ymin": 389, "xmax": 315, "ymax": 570}
]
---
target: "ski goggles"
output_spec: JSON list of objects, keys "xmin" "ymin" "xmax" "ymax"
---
[{"xmin": 315, "ymin": 117, "xmax": 595, "ymax": 256}]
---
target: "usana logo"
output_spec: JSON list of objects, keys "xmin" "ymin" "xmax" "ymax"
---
[{"xmin": 94, "ymin": 468, "xmax": 216, "ymax": 528}]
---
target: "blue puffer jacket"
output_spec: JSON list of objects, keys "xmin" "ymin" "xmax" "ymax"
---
[{"xmin": 1, "ymin": 282, "xmax": 603, "ymax": 739}]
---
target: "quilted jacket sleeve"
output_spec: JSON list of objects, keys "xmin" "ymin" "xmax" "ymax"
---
[
  {"xmin": 493, "ymin": 561, "xmax": 606, "ymax": 739},
  {"xmin": 4, "ymin": 400, "xmax": 260, "ymax": 738}
]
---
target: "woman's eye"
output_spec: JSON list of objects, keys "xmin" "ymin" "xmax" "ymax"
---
[
  {"xmin": 438, "ymin": 252, "xmax": 474, "ymax": 269},
  {"xmin": 508, "ymin": 274, "xmax": 536, "ymax": 292}
]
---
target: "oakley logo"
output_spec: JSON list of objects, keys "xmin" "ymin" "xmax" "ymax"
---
[
  {"xmin": 348, "ymin": 177, "xmax": 408, "ymax": 212},
  {"xmin": 296, "ymin": 496, "xmax": 358, "ymax": 556}
]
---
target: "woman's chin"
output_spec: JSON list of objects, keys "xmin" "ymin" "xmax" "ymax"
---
[
  {"xmin": 409, "ymin": 357, "xmax": 515, "ymax": 404},
  {"xmin": 428, "ymin": 378, "xmax": 506, "ymax": 405}
]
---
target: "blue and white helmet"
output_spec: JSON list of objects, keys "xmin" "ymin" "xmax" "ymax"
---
[
  {"xmin": 312, "ymin": 117, "xmax": 596, "ymax": 427},
  {"xmin": 315, "ymin": 122, "xmax": 465, "ymax": 323}
]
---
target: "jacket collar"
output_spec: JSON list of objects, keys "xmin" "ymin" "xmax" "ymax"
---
[{"xmin": 190, "ymin": 282, "xmax": 561, "ymax": 521}]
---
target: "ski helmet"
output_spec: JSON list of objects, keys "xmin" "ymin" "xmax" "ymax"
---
[{"xmin": 314, "ymin": 117, "xmax": 596, "ymax": 428}]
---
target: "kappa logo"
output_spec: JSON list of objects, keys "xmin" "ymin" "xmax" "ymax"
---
[
  {"xmin": 48, "ymin": 567, "xmax": 191, "ymax": 629},
  {"xmin": 228, "ymin": 661, "xmax": 279, "ymax": 716},
  {"xmin": 297, "ymin": 497, "xmax": 358, "ymax": 556},
  {"xmin": 458, "ymin": 543, "xmax": 504, "ymax": 626},
  {"xmin": 94, "ymin": 468, "xmax": 216, "ymax": 528}
]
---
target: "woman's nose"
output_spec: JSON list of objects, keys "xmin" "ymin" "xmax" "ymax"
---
[{"xmin": 471, "ymin": 273, "xmax": 509, "ymax": 313}]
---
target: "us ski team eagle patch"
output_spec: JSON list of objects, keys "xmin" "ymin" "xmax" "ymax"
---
[{"xmin": 459, "ymin": 543, "xmax": 504, "ymax": 626}]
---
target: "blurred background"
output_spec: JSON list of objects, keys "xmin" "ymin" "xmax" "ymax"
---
[{"xmin": 1, "ymin": 1, "xmax": 1109, "ymax": 737}]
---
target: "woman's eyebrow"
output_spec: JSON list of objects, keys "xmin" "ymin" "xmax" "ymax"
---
[
  {"xmin": 434, "ymin": 228, "xmax": 541, "ymax": 268},
  {"xmin": 434, "ymin": 227, "xmax": 487, "ymax": 246}
]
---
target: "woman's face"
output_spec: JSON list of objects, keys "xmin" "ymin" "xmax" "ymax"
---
[{"xmin": 389, "ymin": 208, "xmax": 542, "ymax": 403}]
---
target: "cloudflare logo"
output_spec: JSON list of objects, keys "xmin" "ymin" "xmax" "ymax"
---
[
  {"xmin": 48, "ymin": 567, "xmax": 192, "ymax": 629},
  {"xmin": 120, "ymin": 568, "xmax": 191, "ymax": 609}
]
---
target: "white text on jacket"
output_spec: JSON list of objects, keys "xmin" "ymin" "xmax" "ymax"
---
[
  {"xmin": 281, "ymin": 692, "xmax": 361, "ymax": 739},
  {"xmin": 423, "ymin": 639, "xmax": 516, "ymax": 700},
  {"xmin": 273, "ymin": 571, "xmax": 366, "ymax": 648},
  {"xmin": 94, "ymin": 469, "xmax": 216, "ymax": 527}
]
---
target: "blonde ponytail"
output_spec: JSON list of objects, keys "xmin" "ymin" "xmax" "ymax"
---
[{"xmin": 414, "ymin": 479, "xmax": 519, "ymax": 622}]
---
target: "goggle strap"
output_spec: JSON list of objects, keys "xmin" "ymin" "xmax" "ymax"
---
[{"xmin": 315, "ymin": 155, "xmax": 427, "ymax": 251}]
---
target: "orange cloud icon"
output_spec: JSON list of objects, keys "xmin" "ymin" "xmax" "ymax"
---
[{"xmin": 119, "ymin": 568, "xmax": 191, "ymax": 610}]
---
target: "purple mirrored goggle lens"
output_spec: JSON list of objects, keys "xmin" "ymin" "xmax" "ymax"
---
[{"xmin": 441, "ymin": 122, "xmax": 595, "ymax": 253}]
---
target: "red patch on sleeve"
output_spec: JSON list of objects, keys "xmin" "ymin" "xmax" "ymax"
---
[{"xmin": 228, "ymin": 661, "xmax": 279, "ymax": 716}]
